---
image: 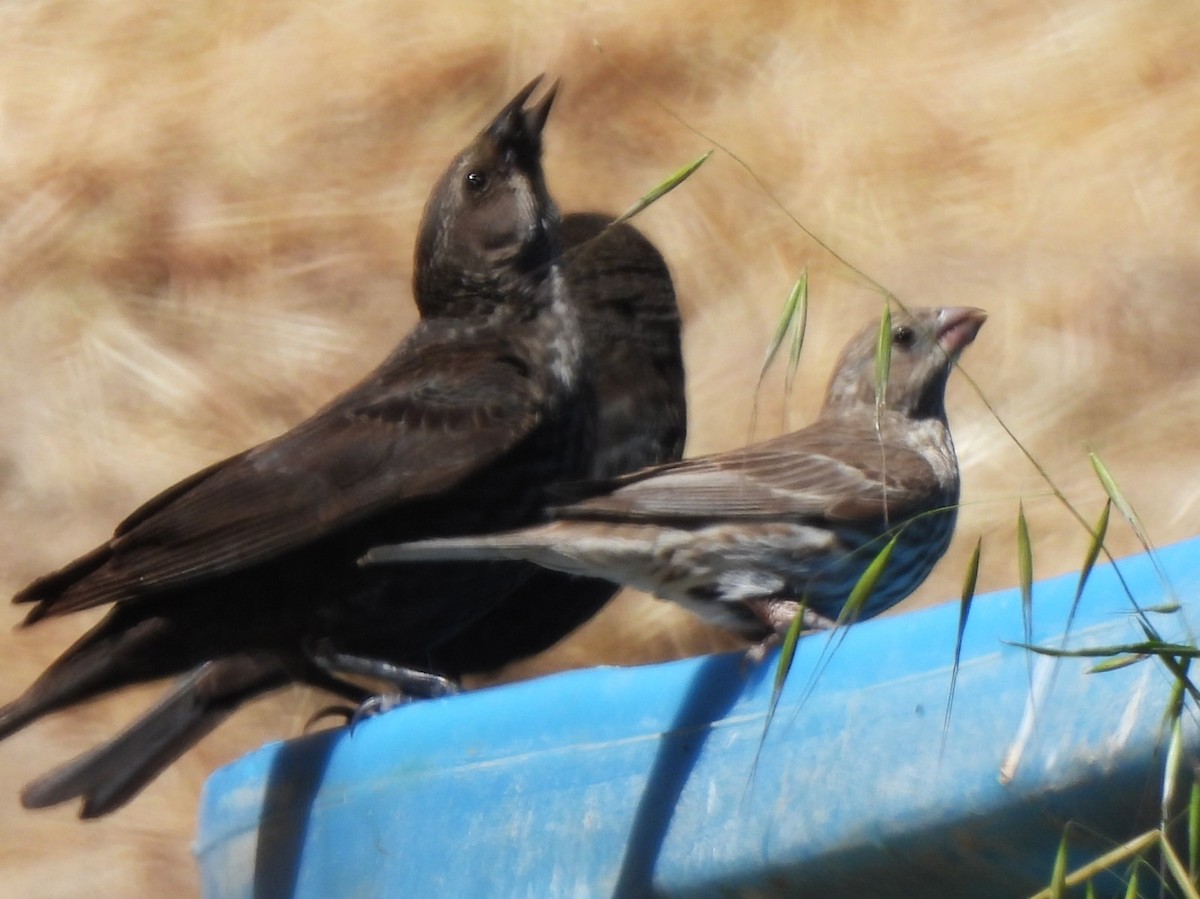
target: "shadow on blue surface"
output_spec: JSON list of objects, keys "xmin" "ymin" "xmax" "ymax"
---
[
  {"xmin": 196, "ymin": 536, "xmax": 1200, "ymax": 898},
  {"xmin": 613, "ymin": 653, "xmax": 761, "ymax": 896},
  {"xmin": 252, "ymin": 729, "xmax": 337, "ymax": 899}
]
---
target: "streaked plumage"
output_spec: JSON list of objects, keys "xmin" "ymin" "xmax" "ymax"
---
[{"xmin": 366, "ymin": 305, "xmax": 984, "ymax": 638}]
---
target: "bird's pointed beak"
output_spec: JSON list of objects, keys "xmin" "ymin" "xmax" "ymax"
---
[
  {"xmin": 524, "ymin": 79, "xmax": 559, "ymax": 137},
  {"xmin": 935, "ymin": 306, "xmax": 987, "ymax": 357},
  {"xmin": 485, "ymin": 75, "xmax": 559, "ymax": 149}
]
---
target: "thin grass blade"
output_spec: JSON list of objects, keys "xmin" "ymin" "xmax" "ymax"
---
[
  {"xmin": 1161, "ymin": 838, "xmax": 1200, "ymax": 899},
  {"xmin": 767, "ymin": 602, "xmax": 806, "ymax": 732},
  {"xmin": 1164, "ymin": 715, "xmax": 1185, "ymax": 829},
  {"xmin": 1190, "ymin": 781, "xmax": 1199, "ymax": 881},
  {"xmin": 1012, "ymin": 641, "xmax": 1196, "ymax": 659},
  {"xmin": 836, "ymin": 532, "xmax": 899, "ymax": 628},
  {"xmin": 874, "ymin": 304, "xmax": 892, "ymax": 420},
  {"xmin": 1018, "ymin": 502, "xmax": 1034, "ymax": 685},
  {"xmin": 1049, "ymin": 830, "xmax": 1069, "ymax": 899},
  {"xmin": 1029, "ymin": 831, "xmax": 1159, "ymax": 899},
  {"xmin": 1090, "ymin": 451, "xmax": 1150, "ymax": 551},
  {"xmin": 1159, "ymin": 654, "xmax": 1200, "ymax": 706},
  {"xmin": 783, "ymin": 271, "xmax": 809, "ymax": 398},
  {"xmin": 1063, "ymin": 500, "xmax": 1110, "ymax": 639},
  {"xmin": 1090, "ymin": 450, "xmax": 1177, "ymax": 605},
  {"xmin": 1089, "ymin": 655, "xmax": 1148, "ymax": 673},
  {"xmin": 613, "ymin": 150, "xmax": 713, "ymax": 226},
  {"xmin": 758, "ymin": 276, "xmax": 806, "ymax": 382},
  {"xmin": 752, "ymin": 275, "xmax": 807, "ymax": 439},
  {"xmin": 750, "ymin": 601, "xmax": 806, "ymax": 790},
  {"xmin": 793, "ymin": 532, "xmax": 902, "ymax": 714},
  {"xmin": 1123, "ymin": 864, "xmax": 1139, "ymax": 899},
  {"xmin": 942, "ymin": 537, "xmax": 981, "ymax": 751}
]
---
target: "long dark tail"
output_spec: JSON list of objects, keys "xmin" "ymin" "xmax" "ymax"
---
[
  {"xmin": 20, "ymin": 655, "xmax": 293, "ymax": 818},
  {"xmin": 0, "ymin": 605, "xmax": 197, "ymax": 742}
]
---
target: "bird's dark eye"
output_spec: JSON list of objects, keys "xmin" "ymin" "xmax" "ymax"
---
[
  {"xmin": 465, "ymin": 171, "xmax": 488, "ymax": 192},
  {"xmin": 892, "ymin": 325, "xmax": 915, "ymax": 348}
]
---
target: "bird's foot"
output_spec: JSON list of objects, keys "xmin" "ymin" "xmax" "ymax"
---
[
  {"xmin": 740, "ymin": 601, "xmax": 839, "ymax": 666},
  {"xmin": 306, "ymin": 676, "xmax": 462, "ymax": 732},
  {"xmin": 303, "ymin": 642, "xmax": 461, "ymax": 731}
]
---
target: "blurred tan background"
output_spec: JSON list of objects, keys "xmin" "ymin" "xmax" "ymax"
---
[{"xmin": 2, "ymin": 1, "xmax": 1198, "ymax": 894}]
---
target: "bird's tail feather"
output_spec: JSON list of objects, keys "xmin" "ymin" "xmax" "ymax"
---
[
  {"xmin": 21, "ymin": 656, "xmax": 289, "ymax": 817},
  {"xmin": 362, "ymin": 535, "xmax": 543, "ymax": 565},
  {"xmin": 0, "ymin": 608, "xmax": 191, "ymax": 742}
]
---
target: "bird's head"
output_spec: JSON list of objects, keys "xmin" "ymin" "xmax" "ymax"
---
[
  {"xmin": 414, "ymin": 76, "xmax": 562, "ymax": 318},
  {"xmin": 823, "ymin": 305, "xmax": 987, "ymax": 421}
]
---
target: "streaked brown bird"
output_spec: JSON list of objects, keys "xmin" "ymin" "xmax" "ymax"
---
[
  {"xmin": 0, "ymin": 76, "xmax": 593, "ymax": 816},
  {"xmin": 366, "ymin": 305, "xmax": 984, "ymax": 639}
]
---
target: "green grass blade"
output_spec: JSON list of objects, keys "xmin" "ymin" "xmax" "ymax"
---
[
  {"xmin": 767, "ymin": 602, "xmax": 806, "ymax": 732},
  {"xmin": 752, "ymin": 275, "xmax": 807, "ymax": 439},
  {"xmin": 1018, "ymin": 502, "xmax": 1034, "ymax": 685},
  {"xmin": 1084, "ymin": 878, "xmax": 1096, "ymax": 899},
  {"xmin": 1090, "ymin": 451, "xmax": 1150, "ymax": 552},
  {"xmin": 874, "ymin": 304, "xmax": 892, "ymax": 420},
  {"xmin": 1089, "ymin": 655, "xmax": 1149, "ymax": 673},
  {"xmin": 1164, "ymin": 714, "xmax": 1185, "ymax": 829},
  {"xmin": 942, "ymin": 537, "xmax": 981, "ymax": 752},
  {"xmin": 750, "ymin": 601, "xmax": 806, "ymax": 792},
  {"xmin": 1145, "ymin": 603, "xmax": 1181, "ymax": 614},
  {"xmin": 613, "ymin": 150, "xmax": 713, "ymax": 226},
  {"xmin": 758, "ymin": 278, "xmax": 804, "ymax": 381},
  {"xmin": 794, "ymin": 532, "xmax": 902, "ymax": 713},
  {"xmin": 1090, "ymin": 450, "xmax": 1177, "ymax": 606},
  {"xmin": 756, "ymin": 276, "xmax": 807, "ymax": 390},
  {"xmin": 1189, "ymin": 781, "xmax": 1199, "ymax": 881},
  {"xmin": 1064, "ymin": 499, "xmax": 1110, "ymax": 638},
  {"xmin": 1161, "ymin": 837, "xmax": 1200, "ymax": 899},
  {"xmin": 1011, "ymin": 641, "xmax": 1197, "ymax": 660},
  {"xmin": 1123, "ymin": 864, "xmax": 1139, "ymax": 899},
  {"xmin": 1029, "ymin": 831, "xmax": 1159, "ymax": 899},
  {"xmin": 783, "ymin": 271, "xmax": 809, "ymax": 397},
  {"xmin": 835, "ymin": 532, "xmax": 899, "ymax": 628},
  {"xmin": 1049, "ymin": 830, "xmax": 1069, "ymax": 898},
  {"xmin": 1159, "ymin": 654, "xmax": 1200, "ymax": 706}
]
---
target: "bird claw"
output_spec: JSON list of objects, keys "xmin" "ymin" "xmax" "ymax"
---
[
  {"xmin": 304, "ymin": 679, "xmax": 461, "ymax": 734},
  {"xmin": 303, "ymin": 641, "xmax": 461, "ymax": 731},
  {"xmin": 303, "ymin": 697, "xmax": 404, "ymax": 733},
  {"xmin": 740, "ymin": 601, "xmax": 840, "ymax": 670},
  {"xmin": 347, "ymin": 693, "xmax": 408, "ymax": 731}
]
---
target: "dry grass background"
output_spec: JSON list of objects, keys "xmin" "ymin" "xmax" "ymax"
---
[{"xmin": 1, "ymin": 1, "xmax": 1199, "ymax": 894}]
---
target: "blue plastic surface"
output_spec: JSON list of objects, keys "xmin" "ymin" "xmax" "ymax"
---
[{"xmin": 196, "ymin": 537, "xmax": 1200, "ymax": 898}]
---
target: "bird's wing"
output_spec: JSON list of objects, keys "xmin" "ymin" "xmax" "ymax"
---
[
  {"xmin": 19, "ymin": 326, "xmax": 551, "ymax": 614},
  {"xmin": 559, "ymin": 424, "xmax": 939, "ymax": 524}
]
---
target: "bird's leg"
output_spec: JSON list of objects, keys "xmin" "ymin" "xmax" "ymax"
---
[
  {"xmin": 741, "ymin": 599, "xmax": 839, "ymax": 664},
  {"xmin": 304, "ymin": 641, "xmax": 461, "ymax": 729},
  {"xmin": 312, "ymin": 649, "xmax": 461, "ymax": 700}
]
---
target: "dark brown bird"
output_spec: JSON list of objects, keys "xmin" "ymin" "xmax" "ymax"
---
[
  {"xmin": 1, "ymin": 76, "xmax": 593, "ymax": 816},
  {"xmin": 366, "ymin": 305, "xmax": 984, "ymax": 639},
  {"xmin": 7, "ymin": 209, "xmax": 689, "ymax": 815},
  {"xmin": 398, "ymin": 210, "xmax": 687, "ymax": 677}
]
